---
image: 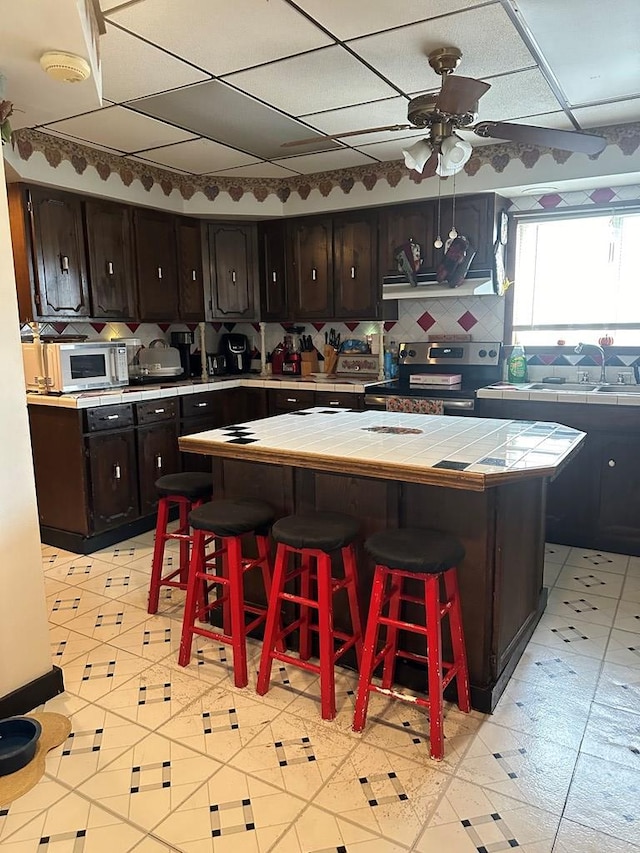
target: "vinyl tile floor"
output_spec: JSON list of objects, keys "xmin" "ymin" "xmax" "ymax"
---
[{"xmin": 3, "ymin": 536, "xmax": 640, "ymax": 852}]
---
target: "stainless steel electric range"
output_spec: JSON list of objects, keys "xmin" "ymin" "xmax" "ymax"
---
[{"xmin": 364, "ymin": 341, "xmax": 502, "ymax": 415}]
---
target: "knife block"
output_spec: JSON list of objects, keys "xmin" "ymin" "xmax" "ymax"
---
[
  {"xmin": 323, "ymin": 346, "xmax": 338, "ymax": 376},
  {"xmin": 301, "ymin": 351, "xmax": 319, "ymax": 376}
]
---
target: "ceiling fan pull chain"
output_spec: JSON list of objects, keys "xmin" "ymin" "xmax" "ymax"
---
[
  {"xmin": 434, "ymin": 176, "xmax": 443, "ymax": 249},
  {"xmin": 449, "ymin": 173, "xmax": 458, "ymax": 239}
]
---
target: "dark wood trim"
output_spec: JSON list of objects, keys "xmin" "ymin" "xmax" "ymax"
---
[
  {"xmin": 39, "ymin": 510, "xmax": 173, "ymax": 554},
  {"xmin": 0, "ymin": 666, "xmax": 64, "ymax": 718}
]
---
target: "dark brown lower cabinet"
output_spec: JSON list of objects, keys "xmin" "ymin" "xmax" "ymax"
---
[
  {"xmin": 86, "ymin": 431, "xmax": 139, "ymax": 532},
  {"xmin": 137, "ymin": 423, "xmax": 180, "ymax": 514}
]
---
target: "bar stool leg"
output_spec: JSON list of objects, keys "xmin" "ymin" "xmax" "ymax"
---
[
  {"xmin": 317, "ymin": 553, "xmax": 336, "ymax": 721},
  {"xmin": 381, "ymin": 573, "xmax": 402, "ymax": 690},
  {"xmin": 178, "ymin": 529, "xmax": 206, "ymax": 667},
  {"xmin": 178, "ymin": 498, "xmax": 190, "ymax": 584},
  {"xmin": 353, "ymin": 565, "xmax": 387, "ymax": 732},
  {"xmin": 256, "ymin": 543, "xmax": 288, "ymax": 696},
  {"xmin": 444, "ymin": 568, "xmax": 471, "ymax": 713},
  {"xmin": 227, "ymin": 535, "xmax": 248, "ymax": 688},
  {"xmin": 299, "ymin": 552, "xmax": 312, "ymax": 662},
  {"xmin": 148, "ymin": 496, "xmax": 170, "ymax": 614},
  {"xmin": 425, "ymin": 573, "xmax": 444, "ymax": 761},
  {"xmin": 342, "ymin": 545, "xmax": 363, "ymax": 668}
]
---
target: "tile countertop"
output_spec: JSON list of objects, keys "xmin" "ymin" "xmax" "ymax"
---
[
  {"xmin": 478, "ymin": 382, "xmax": 640, "ymax": 406},
  {"xmin": 25, "ymin": 375, "xmax": 386, "ymax": 409},
  {"xmin": 178, "ymin": 407, "xmax": 586, "ymax": 492}
]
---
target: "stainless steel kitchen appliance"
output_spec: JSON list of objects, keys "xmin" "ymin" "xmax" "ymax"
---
[
  {"xmin": 219, "ymin": 333, "xmax": 250, "ymax": 374},
  {"xmin": 364, "ymin": 340, "xmax": 502, "ymax": 415},
  {"xmin": 22, "ymin": 340, "xmax": 128, "ymax": 394}
]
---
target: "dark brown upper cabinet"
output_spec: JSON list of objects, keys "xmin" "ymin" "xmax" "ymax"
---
[
  {"xmin": 287, "ymin": 216, "xmax": 333, "ymax": 320},
  {"xmin": 84, "ymin": 199, "xmax": 135, "ymax": 319},
  {"xmin": 333, "ymin": 210, "xmax": 379, "ymax": 319},
  {"xmin": 176, "ymin": 217, "xmax": 206, "ymax": 321},
  {"xmin": 207, "ymin": 222, "xmax": 259, "ymax": 321},
  {"xmin": 23, "ymin": 186, "xmax": 91, "ymax": 320},
  {"xmin": 378, "ymin": 200, "xmax": 438, "ymax": 277},
  {"xmin": 258, "ymin": 219, "xmax": 288, "ymax": 322},
  {"xmin": 134, "ymin": 209, "xmax": 179, "ymax": 321}
]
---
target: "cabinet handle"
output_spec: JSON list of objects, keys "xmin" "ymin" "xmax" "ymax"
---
[
  {"xmin": 196, "ymin": 402, "xmax": 208, "ymax": 408},
  {"xmin": 153, "ymin": 408, "xmax": 165, "ymax": 414},
  {"xmin": 608, "ymin": 459, "xmax": 616, "ymax": 467},
  {"xmin": 156, "ymin": 454, "xmax": 162, "ymax": 470},
  {"xmin": 350, "ymin": 266, "xmax": 356, "ymax": 279},
  {"xmin": 329, "ymin": 400, "xmax": 340, "ymax": 406},
  {"xmin": 311, "ymin": 268, "xmax": 317, "ymax": 281},
  {"xmin": 60, "ymin": 254, "xmax": 69, "ymax": 273},
  {"xmin": 106, "ymin": 414, "xmax": 119, "ymax": 420},
  {"xmin": 107, "ymin": 260, "xmax": 114, "ymax": 276},
  {"xmin": 113, "ymin": 464, "xmax": 121, "ymax": 480},
  {"xmin": 286, "ymin": 398, "xmax": 298, "ymax": 403},
  {"xmin": 272, "ymin": 271, "xmax": 277, "ymax": 282},
  {"xmin": 231, "ymin": 270, "xmax": 237, "ymax": 283},
  {"xmin": 192, "ymin": 269, "xmax": 197, "ymax": 281},
  {"xmin": 157, "ymin": 266, "xmax": 163, "ymax": 279}
]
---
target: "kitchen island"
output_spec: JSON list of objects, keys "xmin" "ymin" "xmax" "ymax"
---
[{"xmin": 179, "ymin": 407, "xmax": 585, "ymax": 712}]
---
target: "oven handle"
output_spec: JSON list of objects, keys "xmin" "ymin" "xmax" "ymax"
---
[
  {"xmin": 443, "ymin": 399, "xmax": 475, "ymax": 412},
  {"xmin": 363, "ymin": 394, "xmax": 388, "ymax": 410}
]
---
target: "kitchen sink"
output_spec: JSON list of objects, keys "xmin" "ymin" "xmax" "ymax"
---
[
  {"xmin": 528, "ymin": 383, "xmax": 599, "ymax": 391},
  {"xmin": 593, "ymin": 385, "xmax": 640, "ymax": 393}
]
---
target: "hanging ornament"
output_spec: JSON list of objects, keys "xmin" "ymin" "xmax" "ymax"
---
[
  {"xmin": 448, "ymin": 226, "xmax": 458, "ymax": 239},
  {"xmin": 434, "ymin": 172, "xmax": 443, "ymax": 249}
]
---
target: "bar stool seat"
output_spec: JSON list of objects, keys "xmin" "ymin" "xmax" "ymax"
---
[
  {"xmin": 257, "ymin": 511, "xmax": 363, "ymax": 720},
  {"xmin": 147, "ymin": 472, "xmax": 213, "ymax": 614},
  {"xmin": 353, "ymin": 527, "xmax": 470, "ymax": 761},
  {"xmin": 178, "ymin": 499, "xmax": 276, "ymax": 688}
]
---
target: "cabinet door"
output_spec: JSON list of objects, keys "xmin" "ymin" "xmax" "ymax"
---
[
  {"xmin": 86, "ymin": 431, "xmax": 139, "ymax": 532},
  {"xmin": 259, "ymin": 220, "xmax": 288, "ymax": 321},
  {"xmin": 440, "ymin": 194, "xmax": 495, "ymax": 270},
  {"xmin": 288, "ymin": 217, "xmax": 333, "ymax": 319},
  {"xmin": 137, "ymin": 423, "xmax": 180, "ymax": 515},
  {"xmin": 134, "ymin": 210, "xmax": 179, "ymax": 321},
  {"xmin": 596, "ymin": 434, "xmax": 640, "ymax": 552},
  {"xmin": 85, "ymin": 199, "xmax": 135, "ymax": 319},
  {"xmin": 177, "ymin": 218, "xmax": 205, "ymax": 321},
  {"xmin": 333, "ymin": 211, "xmax": 378, "ymax": 319},
  {"xmin": 546, "ymin": 433, "xmax": 600, "ymax": 548},
  {"xmin": 378, "ymin": 201, "xmax": 437, "ymax": 276},
  {"xmin": 209, "ymin": 223, "xmax": 258, "ymax": 320},
  {"xmin": 29, "ymin": 187, "xmax": 90, "ymax": 318}
]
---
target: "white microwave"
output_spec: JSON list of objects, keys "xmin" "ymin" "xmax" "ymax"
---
[{"xmin": 22, "ymin": 341, "xmax": 129, "ymax": 394}]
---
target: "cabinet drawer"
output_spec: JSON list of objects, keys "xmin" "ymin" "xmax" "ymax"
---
[
  {"xmin": 315, "ymin": 391, "xmax": 359, "ymax": 409},
  {"xmin": 86, "ymin": 404, "xmax": 134, "ymax": 432},
  {"xmin": 273, "ymin": 389, "xmax": 315, "ymax": 412},
  {"xmin": 181, "ymin": 392, "xmax": 219, "ymax": 418},
  {"xmin": 136, "ymin": 399, "xmax": 177, "ymax": 425}
]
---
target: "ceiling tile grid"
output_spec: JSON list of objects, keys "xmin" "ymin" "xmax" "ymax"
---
[{"xmin": 133, "ymin": 138, "xmax": 260, "ymax": 174}]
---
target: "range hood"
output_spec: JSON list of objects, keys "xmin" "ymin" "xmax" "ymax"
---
[{"xmin": 382, "ymin": 269, "xmax": 496, "ymax": 300}]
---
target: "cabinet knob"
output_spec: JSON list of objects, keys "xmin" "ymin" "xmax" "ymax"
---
[
  {"xmin": 286, "ymin": 398, "xmax": 298, "ymax": 403},
  {"xmin": 231, "ymin": 270, "xmax": 237, "ymax": 284},
  {"xmin": 272, "ymin": 271, "xmax": 277, "ymax": 283},
  {"xmin": 311, "ymin": 268, "xmax": 317, "ymax": 281},
  {"xmin": 106, "ymin": 414, "xmax": 119, "ymax": 420},
  {"xmin": 113, "ymin": 464, "xmax": 121, "ymax": 480},
  {"xmin": 350, "ymin": 266, "xmax": 356, "ymax": 279},
  {"xmin": 196, "ymin": 402, "xmax": 208, "ymax": 408},
  {"xmin": 59, "ymin": 254, "xmax": 69, "ymax": 273},
  {"xmin": 608, "ymin": 459, "xmax": 616, "ymax": 467},
  {"xmin": 192, "ymin": 269, "xmax": 197, "ymax": 281},
  {"xmin": 157, "ymin": 266, "xmax": 163, "ymax": 279},
  {"xmin": 107, "ymin": 261, "xmax": 114, "ymax": 276},
  {"xmin": 156, "ymin": 454, "xmax": 162, "ymax": 470},
  {"xmin": 154, "ymin": 408, "xmax": 165, "ymax": 414}
]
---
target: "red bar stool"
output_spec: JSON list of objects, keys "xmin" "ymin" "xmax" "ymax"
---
[
  {"xmin": 352, "ymin": 528, "xmax": 470, "ymax": 761},
  {"xmin": 178, "ymin": 498, "xmax": 276, "ymax": 688},
  {"xmin": 148, "ymin": 472, "xmax": 213, "ymax": 614},
  {"xmin": 257, "ymin": 511, "xmax": 363, "ymax": 721}
]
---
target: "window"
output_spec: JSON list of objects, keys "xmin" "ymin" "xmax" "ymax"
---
[{"xmin": 512, "ymin": 208, "xmax": 640, "ymax": 345}]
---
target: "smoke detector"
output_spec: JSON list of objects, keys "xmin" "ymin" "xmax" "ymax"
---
[{"xmin": 40, "ymin": 51, "xmax": 91, "ymax": 83}]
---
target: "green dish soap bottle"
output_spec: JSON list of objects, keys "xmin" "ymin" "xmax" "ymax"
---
[{"xmin": 507, "ymin": 343, "xmax": 528, "ymax": 384}]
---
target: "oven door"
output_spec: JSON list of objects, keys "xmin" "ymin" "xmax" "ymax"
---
[{"xmin": 363, "ymin": 394, "xmax": 476, "ymax": 415}]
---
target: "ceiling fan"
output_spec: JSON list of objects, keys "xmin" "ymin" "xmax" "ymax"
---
[{"xmin": 282, "ymin": 47, "xmax": 607, "ymax": 177}]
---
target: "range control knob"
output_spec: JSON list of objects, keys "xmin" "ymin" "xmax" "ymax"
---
[
  {"xmin": 408, "ymin": 349, "xmax": 416, "ymax": 358},
  {"xmin": 488, "ymin": 349, "xmax": 498, "ymax": 358},
  {"xmin": 479, "ymin": 349, "xmax": 487, "ymax": 358}
]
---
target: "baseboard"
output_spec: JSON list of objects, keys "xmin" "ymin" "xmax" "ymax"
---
[{"xmin": 0, "ymin": 666, "xmax": 64, "ymax": 718}]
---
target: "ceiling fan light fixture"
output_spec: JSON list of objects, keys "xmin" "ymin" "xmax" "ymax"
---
[
  {"xmin": 402, "ymin": 138, "xmax": 432, "ymax": 173},
  {"xmin": 436, "ymin": 134, "xmax": 472, "ymax": 176}
]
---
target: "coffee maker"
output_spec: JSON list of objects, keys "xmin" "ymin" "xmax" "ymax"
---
[
  {"xmin": 219, "ymin": 333, "xmax": 251, "ymax": 374},
  {"xmin": 170, "ymin": 331, "xmax": 192, "ymax": 377}
]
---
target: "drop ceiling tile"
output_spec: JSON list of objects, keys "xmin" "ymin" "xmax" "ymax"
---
[
  {"xmin": 274, "ymin": 149, "xmax": 378, "ymax": 174},
  {"xmin": 209, "ymin": 162, "xmax": 301, "ymax": 178},
  {"xmin": 354, "ymin": 134, "xmax": 427, "ymax": 162},
  {"xmin": 129, "ymin": 80, "xmax": 341, "ymax": 160},
  {"xmin": 107, "ymin": 0, "xmax": 334, "ymax": 75},
  {"xmin": 509, "ymin": 111, "xmax": 575, "ymax": 130},
  {"xmin": 573, "ymin": 99, "xmax": 640, "ymax": 128},
  {"xmin": 466, "ymin": 68, "xmax": 561, "ymax": 122},
  {"xmin": 134, "ymin": 138, "xmax": 259, "ymax": 174},
  {"xmin": 300, "ymin": 96, "xmax": 427, "ymax": 146},
  {"xmin": 515, "ymin": 0, "xmax": 640, "ymax": 105},
  {"xmin": 100, "ymin": 22, "xmax": 209, "ymax": 103},
  {"xmin": 37, "ymin": 128, "xmax": 126, "ymax": 156},
  {"xmin": 45, "ymin": 106, "xmax": 197, "ymax": 153},
  {"xmin": 349, "ymin": 5, "xmax": 535, "ymax": 92},
  {"xmin": 224, "ymin": 45, "xmax": 398, "ymax": 115},
  {"xmin": 293, "ymin": 0, "xmax": 487, "ymax": 40}
]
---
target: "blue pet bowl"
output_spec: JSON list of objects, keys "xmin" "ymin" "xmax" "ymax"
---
[{"xmin": 0, "ymin": 717, "xmax": 42, "ymax": 776}]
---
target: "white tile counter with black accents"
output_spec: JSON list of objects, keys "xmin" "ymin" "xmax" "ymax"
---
[
  {"xmin": 178, "ymin": 407, "xmax": 585, "ymax": 491},
  {"xmin": 478, "ymin": 382, "xmax": 640, "ymax": 405}
]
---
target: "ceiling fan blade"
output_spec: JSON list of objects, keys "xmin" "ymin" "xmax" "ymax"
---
[
  {"xmin": 436, "ymin": 75, "xmax": 490, "ymax": 115},
  {"xmin": 280, "ymin": 123, "xmax": 413, "ymax": 149},
  {"xmin": 473, "ymin": 121, "xmax": 607, "ymax": 155}
]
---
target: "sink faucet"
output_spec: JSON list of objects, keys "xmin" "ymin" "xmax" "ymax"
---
[{"xmin": 575, "ymin": 342, "xmax": 607, "ymax": 384}]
